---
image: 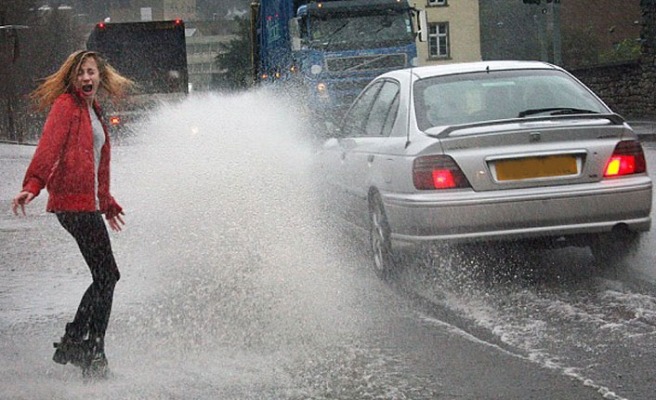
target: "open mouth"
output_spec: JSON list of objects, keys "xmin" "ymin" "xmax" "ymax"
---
[{"xmin": 82, "ymin": 84, "xmax": 93, "ymax": 93}]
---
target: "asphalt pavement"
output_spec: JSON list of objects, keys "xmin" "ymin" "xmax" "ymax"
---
[
  {"xmin": 0, "ymin": 107, "xmax": 610, "ymax": 400},
  {"xmin": 3, "ymin": 92, "xmax": 656, "ymax": 398}
]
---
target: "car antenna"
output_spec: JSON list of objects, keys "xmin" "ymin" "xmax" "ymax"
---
[{"xmin": 405, "ymin": 68, "xmax": 413, "ymax": 148}]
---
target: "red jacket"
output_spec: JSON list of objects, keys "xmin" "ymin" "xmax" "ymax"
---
[{"xmin": 22, "ymin": 91, "xmax": 122, "ymax": 219}]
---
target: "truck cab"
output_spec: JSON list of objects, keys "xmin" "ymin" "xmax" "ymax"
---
[
  {"xmin": 252, "ymin": 0, "xmax": 425, "ymax": 123},
  {"xmin": 293, "ymin": 0, "xmax": 418, "ymax": 118}
]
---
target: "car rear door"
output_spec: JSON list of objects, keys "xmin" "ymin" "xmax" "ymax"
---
[
  {"xmin": 341, "ymin": 80, "xmax": 401, "ymax": 225},
  {"xmin": 317, "ymin": 81, "xmax": 383, "ymax": 221}
]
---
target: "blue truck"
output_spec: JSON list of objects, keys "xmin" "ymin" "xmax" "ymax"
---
[{"xmin": 250, "ymin": 0, "xmax": 426, "ymax": 121}]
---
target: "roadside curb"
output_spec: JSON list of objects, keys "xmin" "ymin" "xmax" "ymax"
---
[
  {"xmin": 0, "ymin": 140, "xmax": 36, "ymax": 146},
  {"xmin": 628, "ymin": 120, "xmax": 656, "ymax": 139}
]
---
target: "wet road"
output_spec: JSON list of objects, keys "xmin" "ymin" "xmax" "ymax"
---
[{"xmin": 1, "ymin": 92, "xmax": 655, "ymax": 399}]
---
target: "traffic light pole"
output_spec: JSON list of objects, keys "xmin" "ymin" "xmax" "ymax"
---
[
  {"xmin": 524, "ymin": 0, "xmax": 562, "ymax": 65},
  {"xmin": 552, "ymin": 1, "xmax": 562, "ymax": 65}
]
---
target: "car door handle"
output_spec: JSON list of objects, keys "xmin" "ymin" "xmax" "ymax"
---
[
  {"xmin": 368, "ymin": 155, "xmax": 375, "ymax": 163},
  {"xmin": 341, "ymin": 152, "xmax": 347, "ymax": 160}
]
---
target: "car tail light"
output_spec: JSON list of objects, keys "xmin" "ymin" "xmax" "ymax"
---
[
  {"xmin": 603, "ymin": 140, "xmax": 647, "ymax": 177},
  {"xmin": 413, "ymin": 155, "xmax": 471, "ymax": 190}
]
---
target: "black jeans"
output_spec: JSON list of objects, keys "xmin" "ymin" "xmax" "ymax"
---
[{"xmin": 56, "ymin": 212, "xmax": 120, "ymax": 351}]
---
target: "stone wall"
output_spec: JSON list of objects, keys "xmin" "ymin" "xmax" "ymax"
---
[{"xmin": 570, "ymin": 61, "xmax": 652, "ymax": 120}]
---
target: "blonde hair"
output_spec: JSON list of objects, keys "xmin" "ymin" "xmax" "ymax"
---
[{"xmin": 31, "ymin": 50, "xmax": 135, "ymax": 112}]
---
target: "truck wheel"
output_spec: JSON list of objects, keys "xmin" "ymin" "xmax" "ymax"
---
[{"xmin": 369, "ymin": 195, "xmax": 396, "ymax": 280}]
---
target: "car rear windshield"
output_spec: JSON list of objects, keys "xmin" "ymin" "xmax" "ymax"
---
[{"xmin": 413, "ymin": 69, "xmax": 610, "ymax": 131}]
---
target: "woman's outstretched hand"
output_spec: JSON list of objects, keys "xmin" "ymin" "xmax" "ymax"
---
[
  {"xmin": 12, "ymin": 191, "xmax": 34, "ymax": 216},
  {"xmin": 107, "ymin": 211, "xmax": 125, "ymax": 232}
]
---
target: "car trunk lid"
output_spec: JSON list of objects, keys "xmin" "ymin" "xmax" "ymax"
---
[{"xmin": 423, "ymin": 116, "xmax": 634, "ymax": 192}]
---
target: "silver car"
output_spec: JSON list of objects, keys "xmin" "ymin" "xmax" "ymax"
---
[{"xmin": 317, "ymin": 61, "xmax": 652, "ymax": 279}]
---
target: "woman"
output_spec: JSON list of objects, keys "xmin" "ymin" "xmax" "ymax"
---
[{"xmin": 12, "ymin": 50, "xmax": 134, "ymax": 378}]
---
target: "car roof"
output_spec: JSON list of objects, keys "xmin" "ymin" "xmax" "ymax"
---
[{"xmin": 381, "ymin": 60, "xmax": 563, "ymax": 81}]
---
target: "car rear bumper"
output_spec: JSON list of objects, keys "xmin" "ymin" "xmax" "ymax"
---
[{"xmin": 382, "ymin": 177, "xmax": 652, "ymax": 245}]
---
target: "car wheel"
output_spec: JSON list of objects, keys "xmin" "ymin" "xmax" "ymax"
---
[
  {"xmin": 369, "ymin": 195, "xmax": 396, "ymax": 280},
  {"xmin": 590, "ymin": 230, "xmax": 641, "ymax": 270}
]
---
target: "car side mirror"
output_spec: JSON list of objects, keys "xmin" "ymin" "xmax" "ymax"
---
[{"xmin": 415, "ymin": 10, "xmax": 428, "ymax": 42}]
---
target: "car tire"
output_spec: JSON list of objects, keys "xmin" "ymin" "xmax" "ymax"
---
[
  {"xmin": 369, "ymin": 194, "xmax": 396, "ymax": 281},
  {"xmin": 590, "ymin": 230, "xmax": 641, "ymax": 270}
]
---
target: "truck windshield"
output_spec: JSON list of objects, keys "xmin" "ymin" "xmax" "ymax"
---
[{"xmin": 310, "ymin": 11, "xmax": 413, "ymax": 50}]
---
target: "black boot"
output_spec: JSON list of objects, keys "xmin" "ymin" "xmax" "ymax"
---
[
  {"xmin": 53, "ymin": 323, "xmax": 88, "ymax": 367},
  {"xmin": 52, "ymin": 335, "xmax": 87, "ymax": 367},
  {"xmin": 82, "ymin": 337, "xmax": 109, "ymax": 379}
]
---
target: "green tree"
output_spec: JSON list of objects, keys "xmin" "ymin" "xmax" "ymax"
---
[
  {"xmin": 599, "ymin": 39, "xmax": 641, "ymax": 64},
  {"xmin": 214, "ymin": 16, "xmax": 252, "ymax": 91}
]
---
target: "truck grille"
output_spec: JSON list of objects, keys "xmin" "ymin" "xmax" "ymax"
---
[{"xmin": 326, "ymin": 54, "xmax": 407, "ymax": 72}]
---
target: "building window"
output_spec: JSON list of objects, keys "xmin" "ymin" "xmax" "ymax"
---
[
  {"xmin": 427, "ymin": 0, "xmax": 447, "ymax": 6},
  {"xmin": 428, "ymin": 23, "xmax": 450, "ymax": 58}
]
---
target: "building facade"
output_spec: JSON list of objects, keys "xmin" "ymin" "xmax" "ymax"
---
[
  {"xmin": 106, "ymin": 0, "xmax": 197, "ymax": 22},
  {"xmin": 417, "ymin": 0, "xmax": 482, "ymax": 65},
  {"xmin": 186, "ymin": 27, "xmax": 236, "ymax": 91}
]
